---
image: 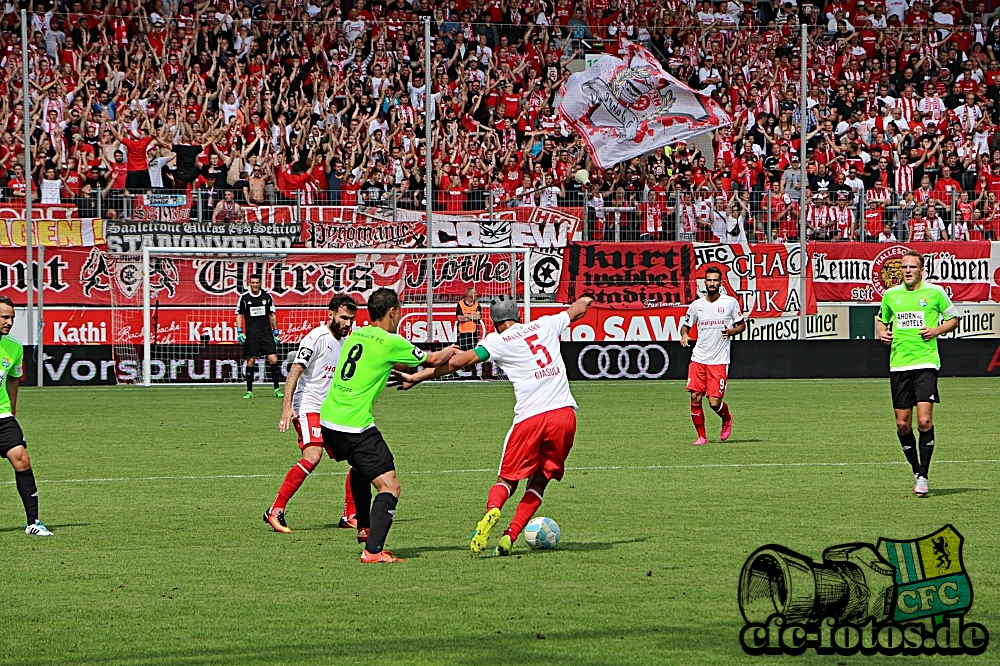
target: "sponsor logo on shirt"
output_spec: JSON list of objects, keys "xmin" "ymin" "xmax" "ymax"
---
[
  {"xmin": 896, "ymin": 311, "xmax": 926, "ymax": 329},
  {"xmin": 249, "ymin": 306, "xmax": 267, "ymax": 317}
]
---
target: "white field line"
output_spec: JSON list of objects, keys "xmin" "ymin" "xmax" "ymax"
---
[{"xmin": 6, "ymin": 459, "xmax": 1000, "ymax": 486}]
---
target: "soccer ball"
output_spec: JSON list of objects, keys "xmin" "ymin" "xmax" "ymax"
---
[{"xmin": 524, "ymin": 517, "xmax": 560, "ymax": 549}]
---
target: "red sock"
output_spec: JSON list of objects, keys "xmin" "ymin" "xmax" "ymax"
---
[
  {"xmin": 712, "ymin": 402, "xmax": 731, "ymax": 421},
  {"xmin": 486, "ymin": 483, "xmax": 511, "ymax": 512},
  {"xmin": 691, "ymin": 404, "xmax": 707, "ymax": 438},
  {"xmin": 343, "ymin": 468, "xmax": 356, "ymax": 517},
  {"xmin": 503, "ymin": 489, "xmax": 543, "ymax": 541},
  {"xmin": 272, "ymin": 458, "xmax": 316, "ymax": 512}
]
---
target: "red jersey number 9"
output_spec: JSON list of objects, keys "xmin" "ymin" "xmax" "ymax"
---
[{"xmin": 524, "ymin": 334, "xmax": 552, "ymax": 368}]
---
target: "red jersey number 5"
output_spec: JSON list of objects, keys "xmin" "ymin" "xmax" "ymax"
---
[{"xmin": 524, "ymin": 334, "xmax": 552, "ymax": 368}]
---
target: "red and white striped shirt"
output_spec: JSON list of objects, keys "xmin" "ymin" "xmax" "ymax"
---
[{"xmin": 895, "ymin": 164, "xmax": 914, "ymax": 193}]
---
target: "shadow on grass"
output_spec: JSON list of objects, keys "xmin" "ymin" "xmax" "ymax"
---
[
  {"xmin": 392, "ymin": 536, "xmax": 651, "ymax": 559},
  {"xmin": 929, "ymin": 487, "xmax": 988, "ymax": 497},
  {"xmin": 0, "ymin": 522, "xmax": 88, "ymax": 533}
]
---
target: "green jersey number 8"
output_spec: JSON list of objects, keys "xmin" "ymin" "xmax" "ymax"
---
[{"xmin": 340, "ymin": 344, "xmax": 364, "ymax": 380}]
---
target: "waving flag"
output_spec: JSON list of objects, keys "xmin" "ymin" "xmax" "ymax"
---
[{"xmin": 558, "ymin": 42, "xmax": 731, "ymax": 169}]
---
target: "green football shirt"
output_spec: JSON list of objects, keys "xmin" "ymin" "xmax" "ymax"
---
[
  {"xmin": 0, "ymin": 335, "xmax": 23, "ymax": 417},
  {"xmin": 878, "ymin": 281, "xmax": 958, "ymax": 372},
  {"xmin": 320, "ymin": 325, "xmax": 426, "ymax": 432}
]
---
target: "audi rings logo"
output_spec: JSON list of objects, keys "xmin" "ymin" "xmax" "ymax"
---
[{"xmin": 578, "ymin": 345, "xmax": 670, "ymax": 379}]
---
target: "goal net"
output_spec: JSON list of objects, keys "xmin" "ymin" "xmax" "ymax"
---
[{"xmin": 110, "ymin": 248, "xmax": 532, "ymax": 385}]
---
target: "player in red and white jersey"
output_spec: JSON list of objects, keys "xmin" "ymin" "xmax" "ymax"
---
[
  {"xmin": 681, "ymin": 267, "xmax": 746, "ymax": 446},
  {"xmin": 266, "ymin": 295, "xmax": 360, "ymax": 535},
  {"xmin": 398, "ymin": 293, "xmax": 595, "ymax": 556}
]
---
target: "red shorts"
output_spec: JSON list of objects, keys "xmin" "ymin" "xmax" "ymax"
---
[
  {"xmin": 499, "ymin": 407, "xmax": 576, "ymax": 482},
  {"xmin": 293, "ymin": 413, "xmax": 336, "ymax": 458},
  {"xmin": 686, "ymin": 361, "xmax": 729, "ymax": 398}
]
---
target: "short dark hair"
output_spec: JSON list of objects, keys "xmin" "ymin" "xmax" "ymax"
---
[
  {"xmin": 248, "ymin": 273, "xmax": 263, "ymax": 282},
  {"xmin": 902, "ymin": 249, "xmax": 924, "ymax": 268},
  {"xmin": 0, "ymin": 296, "xmax": 14, "ymax": 309},
  {"xmin": 328, "ymin": 294, "xmax": 358, "ymax": 313},
  {"xmin": 367, "ymin": 288, "xmax": 399, "ymax": 321},
  {"xmin": 704, "ymin": 266, "xmax": 724, "ymax": 279}
]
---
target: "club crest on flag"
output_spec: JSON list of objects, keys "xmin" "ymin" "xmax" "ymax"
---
[
  {"xmin": 558, "ymin": 42, "xmax": 731, "ymax": 169},
  {"xmin": 876, "ymin": 525, "xmax": 972, "ymax": 624}
]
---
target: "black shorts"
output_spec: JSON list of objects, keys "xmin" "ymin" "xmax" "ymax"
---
[
  {"xmin": 244, "ymin": 334, "xmax": 276, "ymax": 358},
  {"xmin": 321, "ymin": 426, "xmax": 395, "ymax": 482},
  {"xmin": 890, "ymin": 369, "xmax": 940, "ymax": 410},
  {"xmin": 0, "ymin": 417, "xmax": 26, "ymax": 458},
  {"xmin": 457, "ymin": 332, "xmax": 480, "ymax": 351},
  {"xmin": 125, "ymin": 170, "xmax": 152, "ymax": 191}
]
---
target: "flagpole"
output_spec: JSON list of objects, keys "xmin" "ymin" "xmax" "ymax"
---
[
  {"xmin": 798, "ymin": 24, "xmax": 808, "ymax": 341},
  {"xmin": 22, "ymin": 10, "xmax": 34, "ymax": 351},
  {"xmin": 423, "ymin": 17, "xmax": 434, "ymax": 341}
]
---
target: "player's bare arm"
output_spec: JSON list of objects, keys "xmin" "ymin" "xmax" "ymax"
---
[
  {"xmin": 6, "ymin": 374, "xmax": 17, "ymax": 417},
  {"xmin": 680, "ymin": 325, "xmax": 692, "ymax": 347},
  {"xmin": 876, "ymin": 318, "xmax": 893, "ymax": 345},
  {"xmin": 278, "ymin": 363, "xmax": 306, "ymax": 432},
  {"xmin": 402, "ymin": 349, "xmax": 482, "ymax": 387},
  {"xmin": 920, "ymin": 316, "xmax": 959, "ymax": 341},
  {"xmin": 722, "ymin": 320, "xmax": 747, "ymax": 338},
  {"xmin": 565, "ymin": 295, "xmax": 595, "ymax": 322}
]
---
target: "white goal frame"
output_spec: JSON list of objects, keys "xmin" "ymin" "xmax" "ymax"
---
[{"xmin": 140, "ymin": 246, "xmax": 533, "ymax": 386}]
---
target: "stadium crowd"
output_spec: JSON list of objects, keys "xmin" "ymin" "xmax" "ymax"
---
[{"xmin": 1, "ymin": 0, "xmax": 1000, "ymax": 242}]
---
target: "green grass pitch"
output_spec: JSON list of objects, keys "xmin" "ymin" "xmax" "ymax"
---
[{"xmin": 0, "ymin": 379, "xmax": 997, "ymax": 665}]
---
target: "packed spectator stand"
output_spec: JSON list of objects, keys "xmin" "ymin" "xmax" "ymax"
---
[{"xmin": 2, "ymin": 0, "xmax": 1000, "ymax": 243}]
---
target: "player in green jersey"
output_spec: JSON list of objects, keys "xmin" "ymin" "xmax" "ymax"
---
[
  {"xmin": 319, "ymin": 288, "xmax": 458, "ymax": 563},
  {"xmin": 876, "ymin": 250, "xmax": 959, "ymax": 497},
  {"xmin": 0, "ymin": 297, "xmax": 52, "ymax": 536}
]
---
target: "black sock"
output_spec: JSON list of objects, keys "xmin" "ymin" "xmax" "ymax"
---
[
  {"xmin": 918, "ymin": 427, "xmax": 935, "ymax": 478},
  {"xmin": 365, "ymin": 492, "xmax": 398, "ymax": 555},
  {"xmin": 268, "ymin": 363, "xmax": 281, "ymax": 389},
  {"xmin": 897, "ymin": 430, "xmax": 919, "ymax": 474},
  {"xmin": 245, "ymin": 361, "xmax": 255, "ymax": 392},
  {"xmin": 350, "ymin": 470, "xmax": 372, "ymax": 529},
  {"xmin": 15, "ymin": 468, "xmax": 38, "ymax": 524}
]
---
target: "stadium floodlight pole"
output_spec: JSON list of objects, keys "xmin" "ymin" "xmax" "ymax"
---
[
  {"xmin": 423, "ymin": 16, "xmax": 435, "ymax": 340},
  {"xmin": 21, "ymin": 10, "xmax": 34, "ymax": 348},
  {"xmin": 143, "ymin": 246, "xmax": 151, "ymax": 386},
  {"xmin": 798, "ymin": 23, "xmax": 808, "ymax": 341}
]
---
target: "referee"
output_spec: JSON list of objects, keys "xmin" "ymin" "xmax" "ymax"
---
[
  {"xmin": 236, "ymin": 274, "xmax": 283, "ymax": 399},
  {"xmin": 876, "ymin": 250, "xmax": 959, "ymax": 497}
]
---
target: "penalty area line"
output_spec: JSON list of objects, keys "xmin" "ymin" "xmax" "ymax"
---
[{"xmin": 8, "ymin": 459, "xmax": 1000, "ymax": 486}]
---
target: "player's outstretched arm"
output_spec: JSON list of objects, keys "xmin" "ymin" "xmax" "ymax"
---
[
  {"xmin": 421, "ymin": 344, "xmax": 462, "ymax": 368},
  {"xmin": 565, "ymin": 295, "xmax": 595, "ymax": 322},
  {"xmin": 397, "ymin": 349, "xmax": 481, "ymax": 389}
]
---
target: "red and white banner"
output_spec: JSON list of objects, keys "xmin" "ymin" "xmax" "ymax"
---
[
  {"xmin": 558, "ymin": 42, "xmax": 731, "ymax": 169},
  {"xmin": 0, "ymin": 204, "xmax": 104, "ymax": 248},
  {"xmin": 810, "ymin": 242, "xmax": 994, "ymax": 303},
  {"xmin": 558, "ymin": 242, "xmax": 815, "ymax": 316},
  {"xmin": 695, "ymin": 243, "xmax": 816, "ymax": 317}
]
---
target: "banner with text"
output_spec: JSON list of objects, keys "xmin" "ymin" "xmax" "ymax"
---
[
  {"xmin": 559, "ymin": 242, "xmax": 698, "ymax": 307},
  {"xmin": 0, "ymin": 204, "xmax": 104, "ymax": 247},
  {"xmin": 810, "ymin": 242, "xmax": 994, "ymax": 303}
]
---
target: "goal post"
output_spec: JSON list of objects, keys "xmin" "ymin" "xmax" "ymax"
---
[{"xmin": 133, "ymin": 246, "xmax": 533, "ymax": 386}]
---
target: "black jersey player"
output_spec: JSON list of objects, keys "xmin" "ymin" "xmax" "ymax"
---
[{"xmin": 236, "ymin": 274, "xmax": 283, "ymax": 398}]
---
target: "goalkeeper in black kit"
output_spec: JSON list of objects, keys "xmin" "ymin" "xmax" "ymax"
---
[{"xmin": 236, "ymin": 274, "xmax": 283, "ymax": 399}]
